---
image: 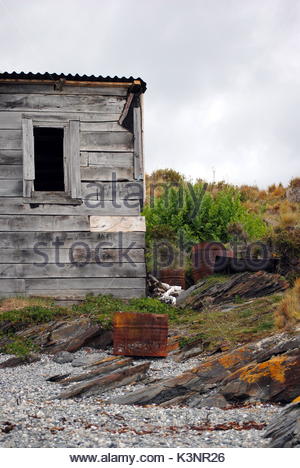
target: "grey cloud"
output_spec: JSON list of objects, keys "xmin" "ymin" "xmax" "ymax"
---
[{"xmin": 0, "ymin": 0, "xmax": 299, "ymax": 187}]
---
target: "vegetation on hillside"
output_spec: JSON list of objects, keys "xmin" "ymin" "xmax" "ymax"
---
[
  {"xmin": 275, "ymin": 279, "xmax": 300, "ymax": 330},
  {"xmin": 144, "ymin": 182, "xmax": 267, "ymax": 245},
  {"xmin": 143, "ymin": 169, "xmax": 300, "ymax": 276},
  {"xmin": 0, "ymin": 289, "xmax": 285, "ymax": 355}
]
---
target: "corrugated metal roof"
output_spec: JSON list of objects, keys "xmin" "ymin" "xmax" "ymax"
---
[{"xmin": 0, "ymin": 71, "xmax": 147, "ymax": 92}]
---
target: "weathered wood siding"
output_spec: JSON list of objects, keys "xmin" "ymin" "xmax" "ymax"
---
[{"xmin": 0, "ymin": 82, "xmax": 146, "ymax": 299}]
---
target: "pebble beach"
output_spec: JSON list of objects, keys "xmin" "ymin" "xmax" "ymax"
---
[{"xmin": 0, "ymin": 350, "xmax": 281, "ymax": 448}]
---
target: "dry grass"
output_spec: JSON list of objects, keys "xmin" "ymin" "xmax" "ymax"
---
[
  {"xmin": 275, "ymin": 279, "xmax": 300, "ymax": 330},
  {"xmin": 0, "ymin": 296, "xmax": 53, "ymax": 313},
  {"xmin": 267, "ymin": 183, "xmax": 286, "ymax": 198},
  {"xmin": 266, "ymin": 202, "xmax": 280, "ymax": 214},
  {"xmin": 279, "ymin": 210, "xmax": 299, "ymax": 228},
  {"xmin": 243, "ymin": 200, "xmax": 260, "ymax": 214},
  {"xmin": 277, "ymin": 200, "xmax": 300, "ymax": 228},
  {"xmin": 289, "ymin": 177, "xmax": 300, "ymax": 189},
  {"xmin": 174, "ymin": 294, "xmax": 283, "ymax": 349}
]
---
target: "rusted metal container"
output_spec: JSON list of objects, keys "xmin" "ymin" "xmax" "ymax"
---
[
  {"xmin": 226, "ymin": 256, "xmax": 279, "ymax": 274},
  {"xmin": 192, "ymin": 242, "xmax": 233, "ymax": 282},
  {"xmin": 113, "ymin": 311, "xmax": 168, "ymax": 357},
  {"xmin": 159, "ymin": 268, "xmax": 186, "ymax": 289}
]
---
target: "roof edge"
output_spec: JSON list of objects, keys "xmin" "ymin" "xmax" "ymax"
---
[{"xmin": 0, "ymin": 72, "xmax": 147, "ymax": 93}]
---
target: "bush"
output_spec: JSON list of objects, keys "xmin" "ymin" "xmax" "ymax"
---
[
  {"xmin": 278, "ymin": 201, "xmax": 300, "ymax": 228},
  {"xmin": 279, "ymin": 210, "xmax": 299, "ymax": 228},
  {"xmin": 275, "ymin": 279, "xmax": 300, "ymax": 330},
  {"xmin": 2, "ymin": 338, "xmax": 37, "ymax": 357},
  {"xmin": 72, "ymin": 294, "xmax": 180, "ymax": 325},
  {"xmin": 0, "ymin": 305, "xmax": 67, "ymax": 327},
  {"xmin": 267, "ymin": 183, "xmax": 286, "ymax": 198},
  {"xmin": 265, "ymin": 227, "xmax": 300, "ymax": 283},
  {"xmin": 267, "ymin": 226, "xmax": 300, "ymax": 250},
  {"xmin": 289, "ymin": 177, "xmax": 300, "ymax": 189},
  {"xmin": 143, "ymin": 182, "xmax": 268, "ymax": 246},
  {"xmin": 128, "ymin": 297, "xmax": 180, "ymax": 320}
]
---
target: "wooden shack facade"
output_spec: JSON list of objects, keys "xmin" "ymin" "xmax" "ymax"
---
[{"xmin": 0, "ymin": 72, "xmax": 147, "ymax": 300}]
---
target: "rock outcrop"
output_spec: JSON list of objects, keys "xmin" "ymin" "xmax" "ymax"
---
[
  {"xmin": 2, "ymin": 318, "xmax": 112, "ymax": 354},
  {"xmin": 177, "ymin": 272, "xmax": 289, "ymax": 309},
  {"xmin": 54, "ymin": 360, "xmax": 150, "ymax": 399},
  {"xmin": 0, "ymin": 354, "xmax": 41, "ymax": 368},
  {"xmin": 264, "ymin": 401, "xmax": 300, "ymax": 447},
  {"xmin": 114, "ymin": 332, "xmax": 300, "ymax": 408},
  {"xmin": 287, "ymin": 186, "xmax": 300, "ymax": 203}
]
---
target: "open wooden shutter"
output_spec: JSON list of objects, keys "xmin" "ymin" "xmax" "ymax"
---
[
  {"xmin": 69, "ymin": 120, "xmax": 81, "ymax": 199},
  {"xmin": 22, "ymin": 118, "xmax": 34, "ymax": 197}
]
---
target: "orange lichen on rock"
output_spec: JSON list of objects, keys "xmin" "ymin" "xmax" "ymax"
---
[
  {"xmin": 218, "ymin": 346, "xmax": 248, "ymax": 369},
  {"xmin": 191, "ymin": 357, "xmax": 216, "ymax": 373},
  {"xmin": 238, "ymin": 355, "xmax": 291, "ymax": 384}
]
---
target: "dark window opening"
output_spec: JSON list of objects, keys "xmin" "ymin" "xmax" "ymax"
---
[
  {"xmin": 122, "ymin": 102, "xmax": 134, "ymax": 133},
  {"xmin": 34, "ymin": 127, "xmax": 65, "ymax": 191}
]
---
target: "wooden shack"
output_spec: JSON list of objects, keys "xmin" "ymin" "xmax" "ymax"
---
[{"xmin": 0, "ymin": 72, "xmax": 147, "ymax": 300}]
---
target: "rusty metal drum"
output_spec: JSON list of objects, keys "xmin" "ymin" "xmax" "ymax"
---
[
  {"xmin": 192, "ymin": 242, "xmax": 233, "ymax": 282},
  {"xmin": 113, "ymin": 311, "xmax": 168, "ymax": 357},
  {"xmin": 159, "ymin": 268, "xmax": 186, "ymax": 289}
]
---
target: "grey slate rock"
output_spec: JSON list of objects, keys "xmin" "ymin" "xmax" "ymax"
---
[
  {"xmin": 71, "ymin": 354, "xmax": 107, "ymax": 367},
  {"xmin": 263, "ymin": 402, "xmax": 300, "ymax": 447},
  {"xmin": 0, "ymin": 354, "xmax": 41, "ymax": 368},
  {"xmin": 52, "ymin": 351, "xmax": 74, "ymax": 364}
]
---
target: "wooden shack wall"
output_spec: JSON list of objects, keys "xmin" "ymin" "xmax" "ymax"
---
[{"xmin": 0, "ymin": 83, "xmax": 146, "ymax": 300}]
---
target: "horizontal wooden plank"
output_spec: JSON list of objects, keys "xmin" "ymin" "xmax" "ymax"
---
[
  {"xmin": 80, "ymin": 132, "xmax": 133, "ymax": 151},
  {"xmin": 0, "ymin": 165, "xmax": 22, "ymax": 179},
  {"xmin": 81, "ymin": 166, "xmax": 133, "ymax": 181},
  {"xmin": 0, "ymin": 129, "xmax": 22, "ymax": 150},
  {"xmin": 0, "ymin": 180, "xmax": 23, "ymax": 196},
  {"xmin": 25, "ymin": 289, "xmax": 145, "ymax": 299},
  {"xmin": 0, "ymin": 111, "xmax": 123, "ymax": 130},
  {"xmin": 0, "ymin": 198, "xmax": 140, "ymax": 216},
  {"xmin": 0, "ymin": 262, "xmax": 146, "ymax": 278},
  {"xmin": 0, "ymin": 111, "xmax": 21, "ymax": 129},
  {"xmin": 0, "ymin": 231, "xmax": 145, "ymax": 249},
  {"xmin": 80, "ymin": 153, "xmax": 88, "ymax": 166},
  {"xmin": 0, "ymin": 83, "xmax": 128, "ymax": 96},
  {"xmin": 0, "ymin": 215, "xmax": 90, "ymax": 232},
  {"xmin": 90, "ymin": 216, "xmax": 146, "ymax": 232},
  {"xmin": 81, "ymin": 181, "xmax": 143, "ymax": 200},
  {"xmin": 0, "ymin": 94, "xmax": 125, "ymax": 113},
  {"xmin": 24, "ymin": 192, "xmax": 82, "ymax": 205},
  {"xmin": 0, "ymin": 278, "xmax": 25, "ymax": 293},
  {"xmin": 87, "ymin": 152, "xmax": 133, "ymax": 167},
  {"xmin": 0, "ymin": 150, "xmax": 22, "ymax": 165},
  {"xmin": 25, "ymin": 277, "xmax": 145, "ymax": 290},
  {"xmin": 80, "ymin": 121, "xmax": 126, "ymax": 132},
  {"xmin": 0, "ymin": 248, "xmax": 144, "ymax": 264},
  {"xmin": 22, "ymin": 112, "xmax": 121, "ymax": 122}
]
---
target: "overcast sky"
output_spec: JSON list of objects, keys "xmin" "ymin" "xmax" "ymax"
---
[{"xmin": 1, "ymin": 0, "xmax": 299, "ymax": 187}]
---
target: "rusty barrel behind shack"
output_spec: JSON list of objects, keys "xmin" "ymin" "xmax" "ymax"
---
[
  {"xmin": 192, "ymin": 242, "xmax": 234, "ymax": 282},
  {"xmin": 159, "ymin": 268, "xmax": 186, "ymax": 289},
  {"xmin": 113, "ymin": 311, "xmax": 168, "ymax": 357}
]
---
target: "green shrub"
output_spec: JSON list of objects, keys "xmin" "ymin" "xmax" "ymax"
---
[
  {"xmin": 2, "ymin": 338, "xmax": 37, "ymax": 357},
  {"xmin": 72, "ymin": 295, "xmax": 180, "ymax": 326},
  {"xmin": 0, "ymin": 305, "xmax": 67, "ymax": 326},
  {"xmin": 128, "ymin": 297, "xmax": 180, "ymax": 320},
  {"xmin": 143, "ymin": 182, "xmax": 268, "ymax": 248},
  {"xmin": 72, "ymin": 294, "xmax": 124, "ymax": 316}
]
